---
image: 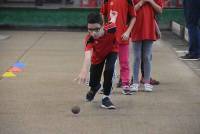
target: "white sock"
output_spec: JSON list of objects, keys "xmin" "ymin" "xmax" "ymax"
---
[{"xmin": 102, "ymin": 95, "xmax": 109, "ymax": 99}]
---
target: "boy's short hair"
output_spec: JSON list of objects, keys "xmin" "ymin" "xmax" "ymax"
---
[{"xmin": 87, "ymin": 13, "xmax": 103, "ymax": 25}]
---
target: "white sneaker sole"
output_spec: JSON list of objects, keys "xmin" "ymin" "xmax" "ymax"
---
[
  {"xmin": 101, "ymin": 105, "xmax": 116, "ymax": 109},
  {"xmin": 130, "ymin": 89, "xmax": 138, "ymax": 92},
  {"xmin": 122, "ymin": 90, "xmax": 133, "ymax": 95},
  {"xmin": 144, "ymin": 89, "xmax": 153, "ymax": 92}
]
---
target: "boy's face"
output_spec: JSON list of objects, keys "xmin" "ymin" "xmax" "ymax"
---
[{"xmin": 88, "ymin": 23, "xmax": 104, "ymax": 39}]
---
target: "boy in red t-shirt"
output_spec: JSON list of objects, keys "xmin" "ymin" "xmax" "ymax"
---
[
  {"xmin": 75, "ymin": 12, "xmax": 118, "ymax": 109},
  {"xmin": 100, "ymin": 0, "xmax": 136, "ymax": 95}
]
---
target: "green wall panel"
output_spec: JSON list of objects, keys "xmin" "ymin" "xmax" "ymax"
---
[
  {"xmin": 0, "ymin": 8, "xmax": 99, "ymax": 27},
  {"xmin": 158, "ymin": 8, "xmax": 185, "ymax": 28},
  {"xmin": 0, "ymin": 7, "xmax": 184, "ymax": 29}
]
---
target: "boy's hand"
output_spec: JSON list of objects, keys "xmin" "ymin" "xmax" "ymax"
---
[
  {"xmin": 109, "ymin": 10, "xmax": 118, "ymax": 23},
  {"xmin": 74, "ymin": 71, "xmax": 88, "ymax": 84}
]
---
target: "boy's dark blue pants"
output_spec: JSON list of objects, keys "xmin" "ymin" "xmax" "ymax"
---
[
  {"xmin": 89, "ymin": 52, "xmax": 117, "ymax": 96},
  {"xmin": 183, "ymin": 0, "xmax": 200, "ymax": 57},
  {"xmin": 187, "ymin": 24, "xmax": 200, "ymax": 57}
]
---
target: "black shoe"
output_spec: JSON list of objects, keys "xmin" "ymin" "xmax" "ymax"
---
[
  {"xmin": 140, "ymin": 77, "xmax": 160, "ymax": 85},
  {"xmin": 101, "ymin": 97, "xmax": 116, "ymax": 109},
  {"xmin": 86, "ymin": 85, "xmax": 101, "ymax": 101},
  {"xmin": 180, "ymin": 54, "xmax": 200, "ymax": 61},
  {"xmin": 86, "ymin": 90, "xmax": 96, "ymax": 101},
  {"xmin": 116, "ymin": 79, "xmax": 122, "ymax": 88}
]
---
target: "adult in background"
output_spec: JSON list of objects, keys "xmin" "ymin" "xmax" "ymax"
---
[{"xmin": 180, "ymin": 0, "xmax": 200, "ymax": 60}]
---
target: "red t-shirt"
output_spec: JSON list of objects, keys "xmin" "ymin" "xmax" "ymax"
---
[
  {"xmin": 84, "ymin": 24, "xmax": 118, "ymax": 64},
  {"xmin": 131, "ymin": 0, "xmax": 163, "ymax": 41},
  {"xmin": 100, "ymin": 0, "xmax": 136, "ymax": 44}
]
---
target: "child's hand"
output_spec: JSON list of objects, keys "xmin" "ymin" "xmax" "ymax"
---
[
  {"xmin": 121, "ymin": 31, "xmax": 130, "ymax": 41},
  {"xmin": 74, "ymin": 71, "xmax": 88, "ymax": 84},
  {"xmin": 109, "ymin": 10, "xmax": 118, "ymax": 23},
  {"xmin": 156, "ymin": 27, "xmax": 162, "ymax": 39}
]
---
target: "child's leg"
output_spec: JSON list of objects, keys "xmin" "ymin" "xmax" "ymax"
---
[
  {"xmin": 142, "ymin": 41, "xmax": 153, "ymax": 83},
  {"xmin": 86, "ymin": 61, "xmax": 105, "ymax": 101},
  {"xmin": 103, "ymin": 52, "xmax": 117, "ymax": 95},
  {"xmin": 118, "ymin": 43, "xmax": 130, "ymax": 86},
  {"xmin": 89, "ymin": 61, "xmax": 105, "ymax": 90},
  {"xmin": 101, "ymin": 52, "xmax": 117, "ymax": 109},
  {"xmin": 141, "ymin": 46, "xmax": 153, "ymax": 80},
  {"xmin": 132, "ymin": 41, "xmax": 142, "ymax": 84},
  {"xmin": 112, "ymin": 59, "xmax": 118, "ymax": 84},
  {"xmin": 141, "ymin": 44, "xmax": 144, "ymax": 78}
]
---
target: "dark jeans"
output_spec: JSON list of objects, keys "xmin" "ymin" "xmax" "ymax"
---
[
  {"xmin": 89, "ymin": 52, "xmax": 117, "ymax": 96},
  {"xmin": 187, "ymin": 24, "xmax": 200, "ymax": 57}
]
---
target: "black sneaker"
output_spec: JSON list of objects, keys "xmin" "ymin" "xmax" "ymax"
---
[
  {"xmin": 116, "ymin": 78, "xmax": 122, "ymax": 88},
  {"xmin": 86, "ymin": 90, "xmax": 97, "ymax": 102},
  {"xmin": 86, "ymin": 85, "xmax": 101, "ymax": 101},
  {"xmin": 180, "ymin": 54, "xmax": 200, "ymax": 61},
  {"xmin": 101, "ymin": 97, "xmax": 116, "ymax": 109}
]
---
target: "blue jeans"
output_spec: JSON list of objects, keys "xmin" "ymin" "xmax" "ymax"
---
[
  {"xmin": 132, "ymin": 41, "xmax": 153, "ymax": 83},
  {"xmin": 187, "ymin": 24, "xmax": 200, "ymax": 57}
]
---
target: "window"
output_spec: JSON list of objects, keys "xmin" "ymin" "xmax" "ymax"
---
[{"xmin": 164, "ymin": 0, "xmax": 183, "ymax": 8}]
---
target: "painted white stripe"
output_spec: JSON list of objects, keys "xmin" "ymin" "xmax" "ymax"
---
[
  {"xmin": 176, "ymin": 50, "xmax": 188, "ymax": 53},
  {"xmin": 193, "ymin": 68, "xmax": 200, "ymax": 71},
  {"xmin": 0, "ymin": 35, "xmax": 10, "ymax": 40}
]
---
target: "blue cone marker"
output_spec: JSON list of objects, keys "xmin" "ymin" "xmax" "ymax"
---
[{"xmin": 13, "ymin": 61, "xmax": 25, "ymax": 69}]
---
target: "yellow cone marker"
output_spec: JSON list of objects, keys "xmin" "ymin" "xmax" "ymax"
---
[{"xmin": 2, "ymin": 72, "xmax": 16, "ymax": 78}]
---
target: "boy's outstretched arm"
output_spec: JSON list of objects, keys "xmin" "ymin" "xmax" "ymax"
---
[{"xmin": 75, "ymin": 50, "xmax": 92, "ymax": 84}]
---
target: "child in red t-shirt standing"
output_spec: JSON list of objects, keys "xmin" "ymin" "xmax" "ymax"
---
[
  {"xmin": 100, "ymin": 0, "xmax": 136, "ymax": 95},
  {"xmin": 75, "ymin": 12, "xmax": 118, "ymax": 109},
  {"xmin": 130, "ymin": 0, "xmax": 163, "ymax": 92}
]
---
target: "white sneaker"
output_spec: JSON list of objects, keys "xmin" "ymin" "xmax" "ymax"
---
[
  {"xmin": 130, "ymin": 83, "xmax": 139, "ymax": 92},
  {"xmin": 144, "ymin": 83, "xmax": 153, "ymax": 92},
  {"xmin": 122, "ymin": 85, "xmax": 132, "ymax": 95}
]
